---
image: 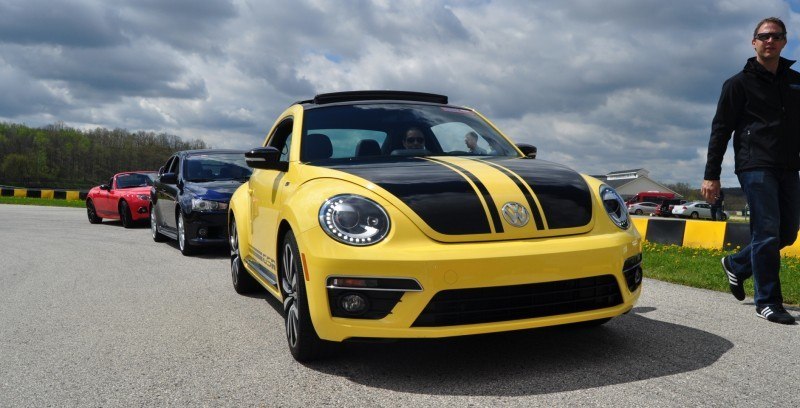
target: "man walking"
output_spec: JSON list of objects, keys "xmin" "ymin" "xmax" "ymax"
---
[{"xmin": 702, "ymin": 17, "xmax": 800, "ymax": 325}]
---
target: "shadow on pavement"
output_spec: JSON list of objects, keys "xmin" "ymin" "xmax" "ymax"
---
[{"xmin": 306, "ymin": 306, "xmax": 733, "ymax": 396}]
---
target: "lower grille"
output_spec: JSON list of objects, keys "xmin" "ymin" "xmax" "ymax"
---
[{"xmin": 412, "ymin": 274, "xmax": 622, "ymax": 327}]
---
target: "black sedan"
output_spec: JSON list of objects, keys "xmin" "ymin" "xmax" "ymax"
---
[{"xmin": 150, "ymin": 149, "xmax": 250, "ymax": 255}]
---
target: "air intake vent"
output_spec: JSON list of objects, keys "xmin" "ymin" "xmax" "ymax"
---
[{"xmin": 413, "ymin": 275, "xmax": 622, "ymax": 327}]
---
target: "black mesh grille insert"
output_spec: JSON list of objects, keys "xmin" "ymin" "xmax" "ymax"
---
[{"xmin": 412, "ymin": 274, "xmax": 622, "ymax": 327}]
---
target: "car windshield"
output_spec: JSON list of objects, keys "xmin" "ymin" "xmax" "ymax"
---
[
  {"xmin": 116, "ymin": 172, "xmax": 156, "ymax": 189},
  {"xmin": 300, "ymin": 103, "xmax": 522, "ymax": 163},
  {"xmin": 184, "ymin": 153, "xmax": 252, "ymax": 182}
]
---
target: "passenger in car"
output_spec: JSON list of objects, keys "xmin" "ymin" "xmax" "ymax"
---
[{"xmin": 464, "ymin": 131, "xmax": 487, "ymax": 155}]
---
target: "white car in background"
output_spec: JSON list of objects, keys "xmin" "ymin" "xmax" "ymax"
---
[
  {"xmin": 627, "ymin": 201, "xmax": 659, "ymax": 216},
  {"xmin": 672, "ymin": 201, "xmax": 728, "ymax": 220}
]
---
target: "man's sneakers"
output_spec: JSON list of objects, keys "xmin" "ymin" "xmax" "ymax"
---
[
  {"xmin": 721, "ymin": 256, "xmax": 745, "ymax": 301},
  {"xmin": 756, "ymin": 305, "xmax": 796, "ymax": 325}
]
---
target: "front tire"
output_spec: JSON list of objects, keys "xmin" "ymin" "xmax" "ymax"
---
[
  {"xmin": 120, "ymin": 200, "xmax": 133, "ymax": 228},
  {"xmin": 634, "ymin": 209, "xmax": 643, "ymax": 215},
  {"xmin": 281, "ymin": 230, "xmax": 328, "ymax": 362},
  {"xmin": 230, "ymin": 216, "xmax": 260, "ymax": 294},
  {"xmin": 86, "ymin": 200, "xmax": 102, "ymax": 224},
  {"xmin": 177, "ymin": 212, "xmax": 196, "ymax": 256}
]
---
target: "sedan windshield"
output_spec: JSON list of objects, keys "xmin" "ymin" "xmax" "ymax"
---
[
  {"xmin": 184, "ymin": 153, "xmax": 252, "ymax": 182},
  {"xmin": 300, "ymin": 103, "xmax": 522, "ymax": 162}
]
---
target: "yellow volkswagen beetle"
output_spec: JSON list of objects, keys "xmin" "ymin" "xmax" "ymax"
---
[{"xmin": 228, "ymin": 91, "xmax": 642, "ymax": 361}]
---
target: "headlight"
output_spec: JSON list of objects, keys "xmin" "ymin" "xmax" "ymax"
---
[
  {"xmin": 191, "ymin": 199, "xmax": 228, "ymax": 212},
  {"xmin": 136, "ymin": 194, "xmax": 150, "ymax": 201},
  {"xmin": 319, "ymin": 194, "xmax": 390, "ymax": 246},
  {"xmin": 600, "ymin": 185, "xmax": 629, "ymax": 229}
]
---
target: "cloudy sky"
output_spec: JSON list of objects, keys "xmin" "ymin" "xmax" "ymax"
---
[{"xmin": 2, "ymin": 0, "xmax": 800, "ymax": 188}]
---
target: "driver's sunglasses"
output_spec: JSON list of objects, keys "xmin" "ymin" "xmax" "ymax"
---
[
  {"xmin": 406, "ymin": 137, "xmax": 424, "ymax": 143},
  {"xmin": 754, "ymin": 32, "xmax": 786, "ymax": 41}
]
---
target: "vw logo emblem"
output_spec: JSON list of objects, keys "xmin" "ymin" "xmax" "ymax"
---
[{"xmin": 502, "ymin": 202, "xmax": 529, "ymax": 227}]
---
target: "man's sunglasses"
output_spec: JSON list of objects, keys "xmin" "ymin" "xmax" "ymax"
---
[
  {"xmin": 405, "ymin": 137, "xmax": 424, "ymax": 143},
  {"xmin": 754, "ymin": 32, "xmax": 786, "ymax": 41}
]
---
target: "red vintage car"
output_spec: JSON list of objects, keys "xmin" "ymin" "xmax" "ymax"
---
[{"xmin": 86, "ymin": 171, "xmax": 157, "ymax": 227}]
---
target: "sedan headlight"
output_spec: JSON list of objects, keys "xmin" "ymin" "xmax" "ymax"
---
[
  {"xmin": 600, "ymin": 185, "xmax": 630, "ymax": 229},
  {"xmin": 136, "ymin": 194, "xmax": 150, "ymax": 201},
  {"xmin": 191, "ymin": 199, "xmax": 228, "ymax": 212},
  {"xmin": 319, "ymin": 194, "xmax": 390, "ymax": 246}
]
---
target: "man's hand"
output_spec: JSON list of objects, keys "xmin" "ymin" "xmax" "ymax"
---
[{"xmin": 701, "ymin": 179, "xmax": 721, "ymax": 203}]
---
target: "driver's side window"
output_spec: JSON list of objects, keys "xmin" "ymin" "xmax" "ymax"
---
[{"xmin": 268, "ymin": 119, "xmax": 293, "ymax": 165}]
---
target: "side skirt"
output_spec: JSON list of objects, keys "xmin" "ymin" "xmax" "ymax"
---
[{"xmin": 244, "ymin": 256, "xmax": 279, "ymax": 289}]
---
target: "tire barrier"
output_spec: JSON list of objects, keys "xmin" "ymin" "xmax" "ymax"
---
[
  {"xmin": 0, "ymin": 187, "xmax": 88, "ymax": 201},
  {"xmin": 632, "ymin": 217, "xmax": 800, "ymax": 257}
]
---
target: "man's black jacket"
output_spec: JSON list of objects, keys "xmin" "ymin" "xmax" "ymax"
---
[{"xmin": 705, "ymin": 57, "xmax": 800, "ymax": 180}]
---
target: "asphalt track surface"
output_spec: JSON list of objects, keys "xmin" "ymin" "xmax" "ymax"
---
[{"xmin": 1, "ymin": 205, "xmax": 798, "ymax": 407}]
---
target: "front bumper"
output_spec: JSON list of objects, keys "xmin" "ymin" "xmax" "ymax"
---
[
  {"xmin": 184, "ymin": 211, "xmax": 228, "ymax": 246},
  {"xmin": 298, "ymin": 227, "xmax": 642, "ymax": 342}
]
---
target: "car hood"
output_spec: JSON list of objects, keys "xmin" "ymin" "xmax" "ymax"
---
[
  {"xmin": 183, "ymin": 179, "xmax": 244, "ymax": 201},
  {"xmin": 321, "ymin": 156, "xmax": 595, "ymax": 243}
]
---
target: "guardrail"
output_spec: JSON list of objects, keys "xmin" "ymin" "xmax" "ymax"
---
[
  {"xmin": 632, "ymin": 217, "xmax": 800, "ymax": 257},
  {"xmin": 0, "ymin": 187, "xmax": 88, "ymax": 201}
]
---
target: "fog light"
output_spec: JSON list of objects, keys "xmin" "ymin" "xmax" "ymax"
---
[
  {"xmin": 137, "ymin": 206, "xmax": 148, "ymax": 214},
  {"xmin": 339, "ymin": 293, "xmax": 369, "ymax": 314},
  {"xmin": 197, "ymin": 227, "xmax": 208, "ymax": 238}
]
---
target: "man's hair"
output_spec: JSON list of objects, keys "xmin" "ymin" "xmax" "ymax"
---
[{"xmin": 754, "ymin": 17, "xmax": 786, "ymax": 38}]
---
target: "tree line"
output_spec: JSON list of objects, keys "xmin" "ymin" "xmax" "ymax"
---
[{"xmin": 0, "ymin": 122, "xmax": 208, "ymax": 189}]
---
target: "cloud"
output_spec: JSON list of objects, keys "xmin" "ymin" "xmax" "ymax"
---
[{"xmin": 0, "ymin": 0, "xmax": 796, "ymax": 188}]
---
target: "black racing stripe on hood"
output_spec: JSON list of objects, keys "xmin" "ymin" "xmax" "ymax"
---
[
  {"xmin": 427, "ymin": 158, "xmax": 504, "ymax": 233},
  {"xmin": 481, "ymin": 158, "xmax": 592, "ymax": 229},
  {"xmin": 476, "ymin": 159, "xmax": 545, "ymax": 230},
  {"xmin": 327, "ymin": 158, "xmax": 491, "ymax": 235}
]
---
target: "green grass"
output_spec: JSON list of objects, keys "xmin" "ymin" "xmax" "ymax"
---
[
  {"xmin": 643, "ymin": 241, "xmax": 800, "ymax": 306},
  {"xmin": 0, "ymin": 196, "xmax": 86, "ymax": 208}
]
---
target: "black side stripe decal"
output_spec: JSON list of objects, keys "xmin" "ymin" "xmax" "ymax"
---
[
  {"xmin": 428, "ymin": 158, "xmax": 504, "ymax": 233},
  {"xmin": 475, "ymin": 159, "xmax": 545, "ymax": 230}
]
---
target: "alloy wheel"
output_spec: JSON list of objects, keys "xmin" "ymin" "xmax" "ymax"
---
[
  {"xmin": 151, "ymin": 210, "xmax": 158, "ymax": 238},
  {"xmin": 178, "ymin": 214, "xmax": 186, "ymax": 251},
  {"xmin": 282, "ymin": 242, "xmax": 299, "ymax": 348}
]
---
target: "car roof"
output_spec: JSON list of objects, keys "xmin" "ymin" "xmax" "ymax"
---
[
  {"xmin": 177, "ymin": 149, "xmax": 246, "ymax": 156},
  {"xmin": 293, "ymin": 90, "xmax": 454, "ymax": 110}
]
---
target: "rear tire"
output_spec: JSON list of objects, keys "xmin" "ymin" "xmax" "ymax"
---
[
  {"xmin": 230, "ymin": 216, "xmax": 261, "ymax": 294},
  {"xmin": 281, "ymin": 230, "xmax": 329, "ymax": 362},
  {"xmin": 151, "ymin": 206, "xmax": 168, "ymax": 242},
  {"xmin": 690, "ymin": 212, "xmax": 699, "ymax": 219},
  {"xmin": 120, "ymin": 200, "xmax": 133, "ymax": 228},
  {"xmin": 86, "ymin": 200, "xmax": 102, "ymax": 224}
]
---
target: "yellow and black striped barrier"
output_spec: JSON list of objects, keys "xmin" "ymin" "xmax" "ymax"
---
[
  {"xmin": 632, "ymin": 217, "xmax": 800, "ymax": 257},
  {"xmin": 0, "ymin": 187, "xmax": 87, "ymax": 201}
]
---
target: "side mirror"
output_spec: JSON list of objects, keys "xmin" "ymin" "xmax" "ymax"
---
[
  {"xmin": 160, "ymin": 172, "xmax": 178, "ymax": 185},
  {"xmin": 517, "ymin": 143, "xmax": 537, "ymax": 159},
  {"xmin": 245, "ymin": 147, "xmax": 288, "ymax": 171},
  {"xmin": 158, "ymin": 166, "xmax": 165, "ymax": 176},
  {"xmin": 100, "ymin": 184, "xmax": 111, "ymax": 191}
]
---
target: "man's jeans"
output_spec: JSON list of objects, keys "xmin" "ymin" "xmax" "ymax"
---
[{"xmin": 728, "ymin": 169, "xmax": 800, "ymax": 306}]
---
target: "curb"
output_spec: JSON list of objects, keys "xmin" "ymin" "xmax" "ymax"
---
[
  {"xmin": 0, "ymin": 187, "xmax": 88, "ymax": 201},
  {"xmin": 632, "ymin": 217, "xmax": 800, "ymax": 257}
]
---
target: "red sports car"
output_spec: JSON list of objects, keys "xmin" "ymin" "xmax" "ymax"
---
[{"xmin": 86, "ymin": 171, "xmax": 157, "ymax": 228}]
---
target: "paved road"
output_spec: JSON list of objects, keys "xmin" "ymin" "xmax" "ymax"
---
[{"xmin": 1, "ymin": 205, "xmax": 798, "ymax": 407}]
